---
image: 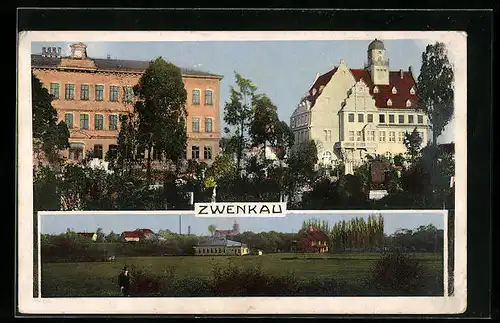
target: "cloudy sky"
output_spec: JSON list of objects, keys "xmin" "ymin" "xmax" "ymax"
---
[
  {"xmin": 32, "ymin": 38, "xmax": 455, "ymax": 144},
  {"xmin": 40, "ymin": 211, "xmax": 445, "ymax": 236}
]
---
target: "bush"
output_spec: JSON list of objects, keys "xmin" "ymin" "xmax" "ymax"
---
[
  {"xmin": 128, "ymin": 265, "xmax": 176, "ymax": 296},
  {"xmin": 369, "ymin": 250, "xmax": 424, "ymax": 292}
]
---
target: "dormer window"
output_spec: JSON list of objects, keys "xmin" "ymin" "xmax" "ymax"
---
[
  {"xmin": 392, "ymin": 86, "xmax": 397, "ymax": 94},
  {"xmin": 373, "ymin": 86, "xmax": 379, "ymax": 93},
  {"xmin": 387, "ymin": 98, "xmax": 392, "ymax": 107},
  {"xmin": 319, "ymin": 85, "xmax": 325, "ymax": 93},
  {"xmin": 312, "ymin": 88, "xmax": 317, "ymax": 95},
  {"xmin": 406, "ymin": 99, "xmax": 412, "ymax": 108},
  {"xmin": 410, "ymin": 87, "xmax": 416, "ymax": 95}
]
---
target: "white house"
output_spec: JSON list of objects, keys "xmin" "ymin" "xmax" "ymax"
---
[{"xmin": 290, "ymin": 39, "xmax": 429, "ymax": 174}]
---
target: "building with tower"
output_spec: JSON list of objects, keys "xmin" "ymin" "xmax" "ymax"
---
[{"xmin": 289, "ymin": 39, "xmax": 429, "ymax": 174}]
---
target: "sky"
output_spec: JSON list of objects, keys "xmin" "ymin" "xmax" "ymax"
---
[
  {"xmin": 40, "ymin": 211, "xmax": 445, "ymax": 236},
  {"xmin": 31, "ymin": 39, "xmax": 455, "ymax": 144}
]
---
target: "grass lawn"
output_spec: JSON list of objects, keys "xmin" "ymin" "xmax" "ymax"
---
[{"xmin": 40, "ymin": 252, "xmax": 443, "ymax": 297}]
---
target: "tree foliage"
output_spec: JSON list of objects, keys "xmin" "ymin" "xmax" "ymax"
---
[
  {"xmin": 32, "ymin": 73, "xmax": 70, "ymax": 163},
  {"xmin": 417, "ymin": 42, "xmax": 454, "ymax": 145},
  {"xmin": 132, "ymin": 57, "xmax": 188, "ymax": 182}
]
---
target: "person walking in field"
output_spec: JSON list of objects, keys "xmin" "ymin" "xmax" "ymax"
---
[{"xmin": 118, "ymin": 266, "xmax": 131, "ymax": 296}]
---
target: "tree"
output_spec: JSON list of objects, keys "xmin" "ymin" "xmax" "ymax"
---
[
  {"xmin": 223, "ymin": 72, "xmax": 258, "ymax": 174},
  {"xmin": 133, "ymin": 57, "xmax": 188, "ymax": 183},
  {"xmin": 403, "ymin": 128, "xmax": 423, "ymax": 165},
  {"xmin": 96, "ymin": 228, "xmax": 105, "ymax": 243},
  {"xmin": 417, "ymin": 42, "xmax": 454, "ymax": 145},
  {"xmin": 208, "ymin": 225, "xmax": 217, "ymax": 236},
  {"xmin": 287, "ymin": 140, "xmax": 318, "ymax": 183},
  {"xmin": 105, "ymin": 231, "xmax": 121, "ymax": 243},
  {"xmin": 32, "ymin": 73, "xmax": 70, "ymax": 163}
]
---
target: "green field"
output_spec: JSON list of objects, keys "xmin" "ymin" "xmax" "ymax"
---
[{"xmin": 40, "ymin": 252, "xmax": 443, "ymax": 297}]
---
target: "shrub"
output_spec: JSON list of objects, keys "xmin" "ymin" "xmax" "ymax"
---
[
  {"xmin": 369, "ymin": 250, "xmax": 424, "ymax": 292},
  {"xmin": 128, "ymin": 265, "xmax": 176, "ymax": 296}
]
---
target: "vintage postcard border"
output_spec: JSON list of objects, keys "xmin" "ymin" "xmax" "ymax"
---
[{"xmin": 18, "ymin": 30, "xmax": 467, "ymax": 315}]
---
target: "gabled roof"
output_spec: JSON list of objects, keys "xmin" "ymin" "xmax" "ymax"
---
[
  {"xmin": 197, "ymin": 238, "xmax": 246, "ymax": 247},
  {"xmin": 31, "ymin": 54, "xmax": 222, "ymax": 78},
  {"xmin": 302, "ymin": 65, "xmax": 419, "ymax": 110},
  {"xmin": 300, "ymin": 227, "xmax": 329, "ymax": 241},
  {"xmin": 77, "ymin": 232, "xmax": 96, "ymax": 237},
  {"xmin": 137, "ymin": 228, "xmax": 154, "ymax": 234}
]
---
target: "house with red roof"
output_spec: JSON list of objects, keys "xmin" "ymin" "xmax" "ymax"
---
[
  {"xmin": 122, "ymin": 231, "xmax": 140, "ymax": 242},
  {"xmin": 290, "ymin": 39, "xmax": 430, "ymax": 174},
  {"xmin": 297, "ymin": 226, "xmax": 329, "ymax": 253}
]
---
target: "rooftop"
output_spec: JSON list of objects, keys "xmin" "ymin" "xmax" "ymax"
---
[
  {"xmin": 197, "ymin": 238, "xmax": 246, "ymax": 247},
  {"xmin": 31, "ymin": 53, "xmax": 223, "ymax": 78}
]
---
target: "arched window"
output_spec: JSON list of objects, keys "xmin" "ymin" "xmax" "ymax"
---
[
  {"xmin": 373, "ymin": 86, "xmax": 379, "ymax": 93},
  {"xmin": 410, "ymin": 87, "xmax": 416, "ymax": 95},
  {"xmin": 391, "ymin": 87, "xmax": 397, "ymax": 94},
  {"xmin": 387, "ymin": 99, "xmax": 392, "ymax": 107},
  {"xmin": 406, "ymin": 99, "xmax": 412, "ymax": 107}
]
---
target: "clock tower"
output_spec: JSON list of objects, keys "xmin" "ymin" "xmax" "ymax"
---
[{"xmin": 366, "ymin": 39, "xmax": 389, "ymax": 85}]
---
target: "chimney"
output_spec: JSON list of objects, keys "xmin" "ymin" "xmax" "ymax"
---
[
  {"xmin": 400, "ymin": 69, "xmax": 404, "ymax": 79},
  {"xmin": 42, "ymin": 47, "xmax": 47, "ymax": 57}
]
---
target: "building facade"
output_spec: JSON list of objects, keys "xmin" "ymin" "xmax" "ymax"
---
[
  {"xmin": 290, "ymin": 39, "xmax": 429, "ymax": 174},
  {"xmin": 297, "ymin": 226, "xmax": 329, "ymax": 253},
  {"xmin": 194, "ymin": 238, "xmax": 249, "ymax": 256},
  {"xmin": 31, "ymin": 42, "xmax": 223, "ymax": 165}
]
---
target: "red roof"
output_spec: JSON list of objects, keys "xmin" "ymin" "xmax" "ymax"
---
[
  {"xmin": 305, "ymin": 67, "xmax": 418, "ymax": 110},
  {"xmin": 123, "ymin": 231, "xmax": 140, "ymax": 238},
  {"xmin": 301, "ymin": 227, "xmax": 329, "ymax": 241},
  {"xmin": 137, "ymin": 229, "xmax": 154, "ymax": 234}
]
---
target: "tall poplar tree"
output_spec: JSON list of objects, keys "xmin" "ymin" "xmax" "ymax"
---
[{"xmin": 417, "ymin": 42, "xmax": 454, "ymax": 145}]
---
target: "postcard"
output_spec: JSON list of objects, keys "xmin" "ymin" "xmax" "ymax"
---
[{"xmin": 18, "ymin": 30, "xmax": 466, "ymax": 315}]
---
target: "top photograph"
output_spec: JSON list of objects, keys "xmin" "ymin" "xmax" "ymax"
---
[{"xmin": 29, "ymin": 36, "xmax": 457, "ymax": 212}]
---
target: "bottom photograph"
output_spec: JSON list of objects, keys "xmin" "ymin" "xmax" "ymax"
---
[{"xmin": 36, "ymin": 211, "xmax": 446, "ymax": 298}]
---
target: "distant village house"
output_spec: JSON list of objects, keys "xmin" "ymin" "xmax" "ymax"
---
[
  {"xmin": 194, "ymin": 238, "xmax": 249, "ymax": 256},
  {"xmin": 298, "ymin": 226, "xmax": 329, "ymax": 253}
]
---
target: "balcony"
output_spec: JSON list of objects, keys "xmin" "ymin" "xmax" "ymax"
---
[{"xmin": 341, "ymin": 141, "xmax": 377, "ymax": 150}]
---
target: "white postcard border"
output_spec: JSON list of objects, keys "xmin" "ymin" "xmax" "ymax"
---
[{"xmin": 18, "ymin": 30, "xmax": 467, "ymax": 315}]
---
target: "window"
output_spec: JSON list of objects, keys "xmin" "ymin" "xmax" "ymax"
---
[
  {"xmin": 389, "ymin": 131, "xmax": 396, "ymax": 142},
  {"xmin": 192, "ymin": 89, "xmax": 200, "ymax": 105},
  {"xmin": 108, "ymin": 144, "xmax": 118, "ymax": 158},
  {"xmin": 324, "ymin": 130, "xmax": 328, "ymax": 141},
  {"xmin": 389, "ymin": 114, "xmax": 395, "ymax": 123},
  {"xmin": 64, "ymin": 84, "xmax": 74, "ymax": 100},
  {"xmin": 64, "ymin": 113, "xmax": 73, "ymax": 129},
  {"xmin": 109, "ymin": 114, "xmax": 118, "ymax": 130},
  {"xmin": 358, "ymin": 114, "xmax": 364, "ymax": 122},
  {"xmin": 123, "ymin": 86, "xmax": 133, "ymax": 103},
  {"xmin": 205, "ymin": 90, "xmax": 213, "ymax": 105},
  {"xmin": 205, "ymin": 118, "xmax": 213, "ymax": 132},
  {"xmin": 406, "ymin": 99, "xmax": 412, "ymax": 108},
  {"xmin": 387, "ymin": 99, "xmax": 392, "ymax": 107},
  {"xmin": 418, "ymin": 115, "xmax": 424, "ymax": 124},
  {"xmin": 379, "ymin": 114, "xmax": 385, "ymax": 123},
  {"xmin": 95, "ymin": 114, "xmax": 104, "ymax": 130},
  {"xmin": 110, "ymin": 86, "xmax": 119, "ymax": 102},
  {"xmin": 348, "ymin": 113, "xmax": 354, "ymax": 122},
  {"xmin": 191, "ymin": 146, "xmax": 200, "ymax": 159},
  {"xmin": 367, "ymin": 114, "xmax": 373, "ymax": 123},
  {"xmin": 192, "ymin": 117, "xmax": 200, "ymax": 132},
  {"xmin": 95, "ymin": 85, "xmax": 104, "ymax": 101},
  {"xmin": 204, "ymin": 146, "xmax": 212, "ymax": 160},
  {"xmin": 398, "ymin": 131, "xmax": 405, "ymax": 142},
  {"xmin": 80, "ymin": 114, "xmax": 89, "ymax": 130},
  {"xmin": 356, "ymin": 131, "xmax": 362, "ymax": 141},
  {"xmin": 50, "ymin": 83, "xmax": 59, "ymax": 99},
  {"xmin": 410, "ymin": 87, "xmax": 416, "ymax": 95},
  {"xmin": 69, "ymin": 145, "xmax": 83, "ymax": 161},
  {"xmin": 379, "ymin": 131, "xmax": 386, "ymax": 142},
  {"xmin": 373, "ymin": 86, "xmax": 379, "ymax": 93},
  {"xmin": 408, "ymin": 115, "xmax": 415, "ymax": 124},
  {"xmin": 348, "ymin": 131, "xmax": 355, "ymax": 141},
  {"xmin": 80, "ymin": 84, "xmax": 90, "ymax": 100},
  {"xmin": 94, "ymin": 144, "xmax": 103, "ymax": 159},
  {"xmin": 398, "ymin": 115, "xmax": 405, "ymax": 124},
  {"xmin": 392, "ymin": 86, "xmax": 397, "ymax": 94},
  {"xmin": 367, "ymin": 130, "xmax": 375, "ymax": 141}
]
